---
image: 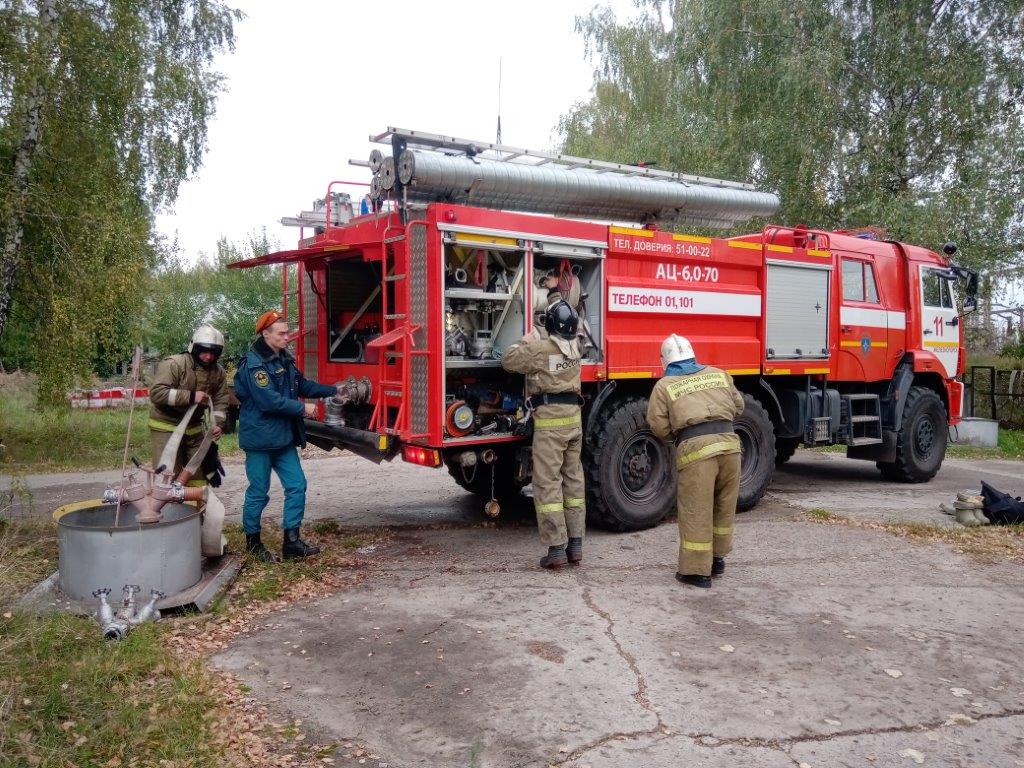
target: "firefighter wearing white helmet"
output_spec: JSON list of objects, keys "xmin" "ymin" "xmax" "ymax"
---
[
  {"xmin": 646, "ymin": 334, "xmax": 744, "ymax": 588},
  {"xmin": 148, "ymin": 324, "xmax": 230, "ymax": 478}
]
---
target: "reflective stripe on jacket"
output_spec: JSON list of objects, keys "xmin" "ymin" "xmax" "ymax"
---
[
  {"xmin": 646, "ymin": 366, "xmax": 745, "ymax": 468},
  {"xmin": 148, "ymin": 353, "xmax": 229, "ymax": 430}
]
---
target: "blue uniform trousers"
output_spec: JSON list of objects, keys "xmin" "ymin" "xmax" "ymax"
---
[{"xmin": 241, "ymin": 446, "xmax": 307, "ymax": 534}]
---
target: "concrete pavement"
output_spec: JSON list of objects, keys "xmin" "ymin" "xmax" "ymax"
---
[
  {"xmin": 6, "ymin": 448, "xmax": 1024, "ymax": 766},
  {"xmin": 213, "ymin": 507, "xmax": 1024, "ymax": 767}
]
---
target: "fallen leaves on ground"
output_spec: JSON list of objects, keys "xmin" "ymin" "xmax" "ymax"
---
[
  {"xmin": 159, "ymin": 529, "xmax": 388, "ymax": 767},
  {"xmin": 803, "ymin": 513, "xmax": 1024, "ymax": 564}
]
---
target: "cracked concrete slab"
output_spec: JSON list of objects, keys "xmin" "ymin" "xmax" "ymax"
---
[
  {"xmin": 215, "ymin": 567, "xmax": 656, "ymax": 767},
  {"xmin": 788, "ymin": 712, "xmax": 1024, "ymax": 767},
  {"xmin": 213, "ymin": 500, "xmax": 1024, "ymax": 768},
  {"xmin": 559, "ymin": 731, "xmax": 795, "ymax": 768}
]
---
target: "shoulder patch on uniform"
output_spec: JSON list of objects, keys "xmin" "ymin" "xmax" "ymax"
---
[{"xmin": 254, "ymin": 370, "xmax": 270, "ymax": 388}]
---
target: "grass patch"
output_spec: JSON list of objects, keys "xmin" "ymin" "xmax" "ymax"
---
[
  {"xmin": 804, "ymin": 508, "xmax": 1024, "ymax": 564},
  {"xmin": 0, "ymin": 518, "xmax": 58, "ymax": 609},
  {"xmin": 806, "ymin": 508, "xmax": 836, "ymax": 521},
  {"xmin": 0, "ymin": 613, "xmax": 223, "ymax": 768},
  {"xmin": 0, "ymin": 514, "xmax": 374, "ymax": 767},
  {"xmin": 0, "ymin": 372, "xmax": 238, "ymax": 473},
  {"xmin": 311, "ymin": 519, "xmax": 341, "ymax": 536},
  {"xmin": 884, "ymin": 521, "xmax": 1024, "ymax": 562}
]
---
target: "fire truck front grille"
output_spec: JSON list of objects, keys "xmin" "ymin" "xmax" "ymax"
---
[{"xmin": 409, "ymin": 221, "xmax": 429, "ymax": 435}]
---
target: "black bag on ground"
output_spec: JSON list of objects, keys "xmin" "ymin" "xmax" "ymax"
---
[{"xmin": 980, "ymin": 481, "xmax": 1024, "ymax": 525}]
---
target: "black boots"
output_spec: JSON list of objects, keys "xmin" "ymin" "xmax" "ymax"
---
[
  {"xmin": 675, "ymin": 558, "xmax": 723, "ymax": 587},
  {"xmin": 676, "ymin": 573, "xmax": 712, "ymax": 589},
  {"xmin": 245, "ymin": 533, "xmax": 277, "ymax": 564},
  {"xmin": 540, "ymin": 545, "xmax": 568, "ymax": 570},
  {"xmin": 283, "ymin": 527, "xmax": 320, "ymax": 560},
  {"xmin": 566, "ymin": 537, "xmax": 583, "ymax": 564}
]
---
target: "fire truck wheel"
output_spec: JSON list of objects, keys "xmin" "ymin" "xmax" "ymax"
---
[
  {"xmin": 585, "ymin": 396, "xmax": 676, "ymax": 531},
  {"xmin": 774, "ymin": 436, "xmax": 801, "ymax": 467},
  {"xmin": 877, "ymin": 386, "xmax": 947, "ymax": 483},
  {"xmin": 735, "ymin": 393, "xmax": 774, "ymax": 511}
]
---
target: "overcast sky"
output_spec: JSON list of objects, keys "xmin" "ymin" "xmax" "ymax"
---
[{"xmin": 154, "ymin": 0, "xmax": 637, "ymax": 261}]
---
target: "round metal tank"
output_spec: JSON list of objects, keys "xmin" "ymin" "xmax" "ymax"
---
[{"xmin": 56, "ymin": 500, "xmax": 202, "ymax": 601}]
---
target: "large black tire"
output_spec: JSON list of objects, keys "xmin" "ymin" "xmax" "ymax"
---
[
  {"xmin": 876, "ymin": 386, "xmax": 947, "ymax": 483},
  {"xmin": 735, "ymin": 393, "xmax": 775, "ymax": 511},
  {"xmin": 774, "ymin": 435, "xmax": 800, "ymax": 467},
  {"xmin": 585, "ymin": 396, "xmax": 676, "ymax": 531},
  {"xmin": 445, "ymin": 451, "xmax": 527, "ymax": 499}
]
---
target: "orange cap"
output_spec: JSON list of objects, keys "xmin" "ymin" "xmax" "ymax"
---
[{"xmin": 255, "ymin": 309, "xmax": 284, "ymax": 334}]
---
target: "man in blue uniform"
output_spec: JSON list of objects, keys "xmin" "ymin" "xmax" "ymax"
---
[{"xmin": 234, "ymin": 310, "xmax": 338, "ymax": 562}]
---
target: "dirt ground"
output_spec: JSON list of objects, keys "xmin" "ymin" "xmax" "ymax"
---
[{"xmin": 6, "ymin": 451, "xmax": 1024, "ymax": 767}]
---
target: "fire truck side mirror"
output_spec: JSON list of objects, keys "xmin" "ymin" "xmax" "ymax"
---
[{"xmin": 942, "ymin": 241, "xmax": 958, "ymax": 256}]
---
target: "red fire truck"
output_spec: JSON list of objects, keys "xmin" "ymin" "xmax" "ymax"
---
[{"xmin": 232, "ymin": 128, "xmax": 976, "ymax": 531}]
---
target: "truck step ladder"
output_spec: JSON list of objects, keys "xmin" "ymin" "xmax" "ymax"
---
[
  {"xmin": 842, "ymin": 393, "xmax": 883, "ymax": 446},
  {"xmin": 367, "ymin": 230, "xmax": 418, "ymax": 436}
]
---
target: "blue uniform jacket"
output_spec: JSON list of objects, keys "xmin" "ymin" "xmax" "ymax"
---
[{"xmin": 234, "ymin": 339, "xmax": 337, "ymax": 451}]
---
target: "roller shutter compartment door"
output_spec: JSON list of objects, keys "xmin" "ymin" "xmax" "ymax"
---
[{"xmin": 766, "ymin": 263, "xmax": 830, "ymax": 359}]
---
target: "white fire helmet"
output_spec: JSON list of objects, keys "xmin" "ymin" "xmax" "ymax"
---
[
  {"xmin": 660, "ymin": 334, "xmax": 695, "ymax": 368},
  {"xmin": 188, "ymin": 324, "xmax": 225, "ymax": 353}
]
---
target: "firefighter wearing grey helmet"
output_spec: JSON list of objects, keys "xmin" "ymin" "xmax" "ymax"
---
[
  {"xmin": 148, "ymin": 324, "xmax": 230, "ymax": 477},
  {"xmin": 646, "ymin": 334, "xmax": 744, "ymax": 588},
  {"xmin": 502, "ymin": 301, "xmax": 585, "ymax": 569}
]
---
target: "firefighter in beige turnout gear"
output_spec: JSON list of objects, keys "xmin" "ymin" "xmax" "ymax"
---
[
  {"xmin": 148, "ymin": 325, "xmax": 229, "ymax": 476},
  {"xmin": 647, "ymin": 334, "xmax": 744, "ymax": 588},
  {"xmin": 502, "ymin": 299, "xmax": 585, "ymax": 569}
]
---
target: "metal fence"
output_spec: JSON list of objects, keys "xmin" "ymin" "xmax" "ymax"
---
[{"xmin": 966, "ymin": 366, "xmax": 1024, "ymax": 427}]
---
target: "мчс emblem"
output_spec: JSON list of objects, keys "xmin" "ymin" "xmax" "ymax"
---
[
  {"xmin": 254, "ymin": 370, "xmax": 270, "ymax": 387},
  {"xmin": 861, "ymin": 336, "xmax": 871, "ymax": 354}
]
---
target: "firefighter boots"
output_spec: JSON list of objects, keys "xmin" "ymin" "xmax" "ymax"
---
[
  {"xmin": 711, "ymin": 556, "xmax": 725, "ymax": 577},
  {"xmin": 676, "ymin": 573, "xmax": 712, "ymax": 589},
  {"xmin": 567, "ymin": 537, "xmax": 583, "ymax": 564},
  {"xmin": 282, "ymin": 528, "xmax": 321, "ymax": 560},
  {"xmin": 245, "ymin": 533, "xmax": 277, "ymax": 563},
  {"xmin": 540, "ymin": 545, "xmax": 568, "ymax": 570}
]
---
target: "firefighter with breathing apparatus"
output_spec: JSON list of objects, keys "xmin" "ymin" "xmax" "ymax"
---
[
  {"xmin": 502, "ymin": 298, "xmax": 586, "ymax": 569},
  {"xmin": 647, "ymin": 334, "xmax": 744, "ymax": 588}
]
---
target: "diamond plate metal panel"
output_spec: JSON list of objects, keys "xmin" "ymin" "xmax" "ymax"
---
[
  {"xmin": 301, "ymin": 267, "xmax": 319, "ymax": 381},
  {"xmin": 409, "ymin": 224, "xmax": 429, "ymax": 435}
]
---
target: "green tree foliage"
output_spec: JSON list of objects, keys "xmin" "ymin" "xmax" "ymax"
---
[
  {"xmin": 143, "ymin": 232, "xmax": 283, "ymax": 362},
  {"xmin": 0, "ymin": 0, "xmax": 241, "ymax": 402},
  {"xmin": 561, "ymin": 1, "xmax": 1024, "ymax": 273}
]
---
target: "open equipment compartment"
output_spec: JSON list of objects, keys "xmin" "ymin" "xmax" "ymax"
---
[{"xmin": 441, "ymin": 232, "xmax": 528, "ymax": 441}]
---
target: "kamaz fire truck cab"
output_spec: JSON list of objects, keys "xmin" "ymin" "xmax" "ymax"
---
[{"xmin": 231, "ymin": 128, "xmax": 976, "ymax": 532}]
